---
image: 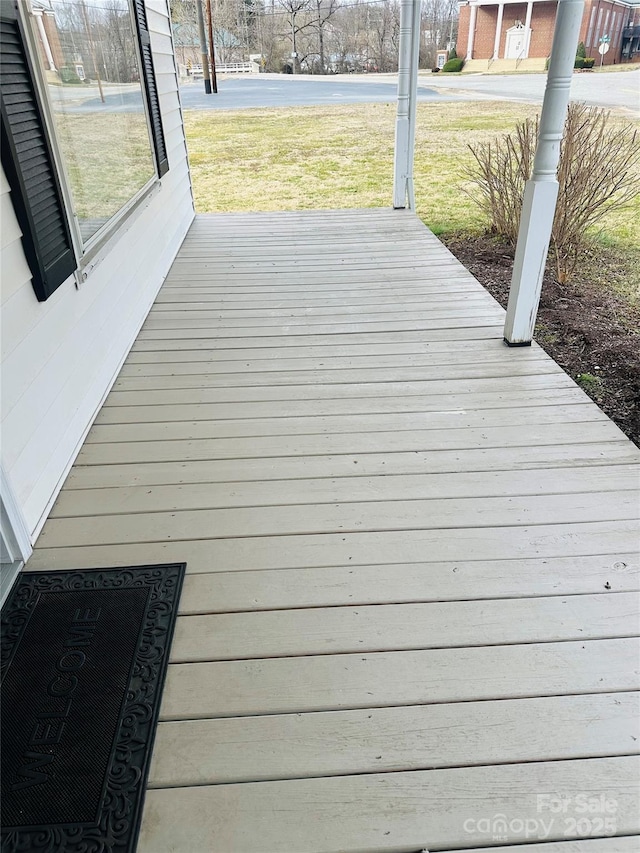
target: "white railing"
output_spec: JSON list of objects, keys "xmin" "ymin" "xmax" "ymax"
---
[
  {"xmin": 217, "ymin": 62, "xmax": 259, "ymax": 74},
  {"xmin": 515, "ymin": 47, "xmax": 528, "ymax": 69},
  {"xmin": 189, "ymin": 61, "xmax": 259, "ymax": 78}
]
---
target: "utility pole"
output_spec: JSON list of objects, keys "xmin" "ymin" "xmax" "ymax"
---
[
  {"xmin": 291, "ymin": 11, "xmax": 297, "ymax": 74},
  {"xmin": 206, "ymin": 0, "xmax": 218, "ymax": 93},
  {"xmin": 195, "ymin": 0, "xmax": 212, "ymax": 93},
  {"xmin": 80, "ymin": 0, "xmax": 105, "ymax": 103}
]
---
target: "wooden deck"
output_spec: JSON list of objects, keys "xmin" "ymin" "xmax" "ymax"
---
[{"xmin": 28, "ymin": 209, "xmax": 640, "ymax": 852}]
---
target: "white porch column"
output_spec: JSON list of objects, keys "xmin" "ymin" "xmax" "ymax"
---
[
  {"xmin": 467, "ymin": 3, "xmax": 478, "ymax": 59},
  {"xmin": 493, "ymin": 3, "xmax": 505, "ymax": 59},
  {"xmin": 393, "ymin": 0, "xmax": 421, "ymax": 210},
  {"xmin": 525, "ymin": 0, "xmax": 534, "ymax": 30},
  {"xmin": 504, "ymin": 0, "xmax": 585, "ymax": 346},
  {"xmin": 34, "ymin": 12, "xmax": 57, "ymax": 72}
]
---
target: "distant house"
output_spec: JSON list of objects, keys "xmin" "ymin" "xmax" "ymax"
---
[
  {"xmin": 172, "ymin": 20, "xmax": 201, "ymax": 68},
  {"xmin": 458, "ymin": 0, "xmax": 640, "ymax": 65},
  {"xmin": 172, "ymin": 20, "xmax": 242, "ymax": 69}
]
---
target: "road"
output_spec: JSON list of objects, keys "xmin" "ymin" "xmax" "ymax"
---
[
  {"xmin": 178, "ymin": 75, "xmax": 464, "ymax": 109},
  {"xmin": 180, "ymin": 70, "xmax": 639, "ymax": 115},
  {"xmin": 426, "ymin": 69, "xmax": 640, "ymax": 114},
  {"xmin": 48, "ymin": 69, "xmax": 639, "ymax": 116}
]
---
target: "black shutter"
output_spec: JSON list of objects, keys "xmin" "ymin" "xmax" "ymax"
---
[
  {"xmin": 132, "ymin": 0, "xmax": 169, "ymax": 178},
  {"xmin": 0, "ymin": 0, "xmax": 76, "ymax": 302}
]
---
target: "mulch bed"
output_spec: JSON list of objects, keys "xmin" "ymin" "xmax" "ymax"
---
[{"xmin": 441, "ymin": 233, "xmax": 640, "ymax": 448}]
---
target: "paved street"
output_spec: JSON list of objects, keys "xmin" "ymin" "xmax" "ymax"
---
[
  {"xmin": 180, "ymin": 69, "xmax": 639, "ymax": 115},
  {"xmin": 426, "ymin": 69, "xmax": 640, "ymax": 114},
  {"xmin": 50, "ymin": 69, "xmax": 639, "ymax": 116},
  {"xmin": 178, "ymin": 75, "xmax": 463, "ymax": 109}
]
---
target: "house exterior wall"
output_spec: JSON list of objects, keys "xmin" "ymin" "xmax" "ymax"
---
[
  {"xmin": 0, "ymin": 1, "xmax": 195, "ymax": 538},
  {"xmin": 624, "ymin": 5, "xmax": 640, "ymax": 61},
  {"xmin": 581, "ymin": 0, "xmax": 638, "ymax": 63},
  {"xmin": 457, "ymin": 6, "xmax": 471, "ymax": 54},
  {"xmin": 41, "ymin": 12, "xmax": 65, "ymax": 71},
  {"xmin": 458, "ymin": 0, "xmax": 638, "ymax": 63}
]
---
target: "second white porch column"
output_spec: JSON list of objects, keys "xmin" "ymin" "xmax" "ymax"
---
[
  {"xmin": 504, "ymin": 0, "xmax": 585, "ymax": 345},
  {"xmin": 35, "ymin": 12, "xmax": 57, "ymax": 72},
  {"xmin": 467, "ymin": 3, "xmax": 478, "ymax": 59},
  {"xmin": 493, "ymin": 3, "xmax": 505, "ymax": 59},
  {"xmin": 525, "ymin": 0, "xmax": 534, "ymax": 30},
  {"xmin": 393, "ymin": 0, "xmax": 421, "ymax": 209}
]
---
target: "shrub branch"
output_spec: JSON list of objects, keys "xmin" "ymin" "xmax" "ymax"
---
[{"xmin": 463, "ymin": 103, "xmax": 640, "ymax": 283}]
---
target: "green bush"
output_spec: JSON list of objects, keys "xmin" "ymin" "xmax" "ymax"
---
[
  {"xmin": 448, "ymin": 47, "xmax": 458, "ymax": 60},
  {"xmin": 442, "ymin": 57, "xmax": 464, "ymax": 72},
  {"xmin": 574, "ymin": 57, "xmax": 585, "ymax": 69},
  {"xmin": 60, "ymin": 66, "xmax": 81, "ymax": 84},
  {"xmin": 583, "ymin": 57, "xmax": 595, "ymax": 69},
  {"xmin": 576, "ymin": 41, "xmax": 587, "ymax": 59}
]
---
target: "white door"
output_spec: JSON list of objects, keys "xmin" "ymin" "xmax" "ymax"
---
[{"xmin": 505, "ymin": 26, "xmax": 531, "ymax": 60}]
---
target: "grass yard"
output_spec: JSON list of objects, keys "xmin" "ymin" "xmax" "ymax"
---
[
  {"xmin": 53, "ymin": 110, "xmax": 155, "ymax": 227},
  {"xmin": 184, "ymin": 101, "xmax": 640, "ymax": 248}
]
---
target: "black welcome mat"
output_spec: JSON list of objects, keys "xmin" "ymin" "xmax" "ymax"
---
[{"xmin": 1, "ymin": 564, "xmax": 185, "ymax": 853}]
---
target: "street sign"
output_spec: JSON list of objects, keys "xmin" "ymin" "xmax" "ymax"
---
[{"xmin": 598, "ymin": 42, "xmax": 610, "ymax": 55}]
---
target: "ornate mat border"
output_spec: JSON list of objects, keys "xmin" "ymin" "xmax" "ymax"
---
[{"xmin": 1, "ymin": 563, "xmax": 186, "ymax": 853}]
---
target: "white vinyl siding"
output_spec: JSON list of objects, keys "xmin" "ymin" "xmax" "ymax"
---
[{"xmin": 0, "ymin": 0, "xmax": 194, "ymax": 537}]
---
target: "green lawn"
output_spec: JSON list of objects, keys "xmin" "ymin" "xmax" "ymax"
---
[
  {"xmin": 184, "ymin": 101, "xmax": 640, "ymax": 247},
  {"xmin": 53, "ymin": 111, "xmax": 155, "ymax": 222}
]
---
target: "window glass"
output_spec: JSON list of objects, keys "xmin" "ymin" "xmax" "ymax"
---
[{"xmin": 31, "ymin": 0, "xmax": 156, "ymax": 245}]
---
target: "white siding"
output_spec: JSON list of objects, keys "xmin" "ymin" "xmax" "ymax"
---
[{"xmin": 0, "ymin": 0, "xmax": 194, "ymax": 538}]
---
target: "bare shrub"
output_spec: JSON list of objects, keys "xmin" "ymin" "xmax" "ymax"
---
[{"xmin": 464, "ymin": 103, "xmax": 640, "ymax": 283}]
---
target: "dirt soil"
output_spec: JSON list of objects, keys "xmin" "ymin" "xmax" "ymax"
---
[{"xmin": 441, "ymin": 234, "xmax": 640, "ymax": 448}]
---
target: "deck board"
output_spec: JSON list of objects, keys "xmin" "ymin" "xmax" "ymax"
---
[
  {"xmin": 168, "ymin": 592, "xmax": 640, "ymax": 662},
  {"xmin": 29, "ymin": 209, "xmax": 640, "ymax": 852},
  {"xmin": 50, "ymin": 464, "xmax": 633, "ymax": 517},
  {"xmin": 149, "ymin": 692, "xmax": 639, "ymax": 786},
  {"xmin": 28, "ymin": 521, "xmax": 640, "ymax": 573},
  {"xmin": 160, "ymin": 638, "xmax": 640, "ymax": 719},
  {"xmin": 137, "ymin": 757, "xmax": 640, "ymax": 853}
]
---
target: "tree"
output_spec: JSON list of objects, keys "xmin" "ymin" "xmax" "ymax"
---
[
  {"xmin": 422, "ymin": 0, "xmax": 459, "ymax": 67},
  {"xmin": 168, "ymin": 1, "xmax": 462, "ymax": 75},
  {"xmin": 278, "ymin": 0, "xmax": 312, "ymax": 73},
  {"xmin": 170, "ymin": 0, "xmax": 197, "ymax": 24},
  {"xmin": 311, "ymin": 0, "xmax": 339, "ymax": 73}
]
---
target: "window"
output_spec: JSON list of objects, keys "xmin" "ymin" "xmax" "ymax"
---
[
  {"xmin": 595, "ymin": 9, "xmax": 604, "ymax": 45},
  {"xmin": 1, "ymin": 0, "xmax": 168, "ymax": 300},
  {"xmin": 586, "ymin": 7, "xmax": 596, "ymax": 48},
  {"xmin": 31, "ymin": 0, "xmax": 157, "ymax": 245}
]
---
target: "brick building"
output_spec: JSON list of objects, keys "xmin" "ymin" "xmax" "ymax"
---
[{"xmin": 458, "ymin": 0, "xmax": 640, "ymax": 65}]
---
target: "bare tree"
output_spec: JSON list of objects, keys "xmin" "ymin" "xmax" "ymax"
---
[
  {"xmin": 169, "ymin": 1, "xmax": 461, "ymax": 75},
  {"xmin": 311, "ymin": 0, "xmax": 339, "ymax": 73},
  {"xmin": 278, "ymin": 0, "xmax": 312, "ymax": 72}
]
